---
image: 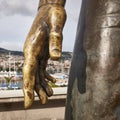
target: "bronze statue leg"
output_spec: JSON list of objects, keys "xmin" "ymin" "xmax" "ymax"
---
[{"xmin": 65, "ymin": 0, "xmax": 120, "ymax": 120}]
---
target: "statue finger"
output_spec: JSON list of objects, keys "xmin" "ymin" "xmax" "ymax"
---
[
  {"xmin": 49, "ymin": 32, "xmax": 63, "ymax": 60},
  {"xmin": 45, "ymin": 71, "xmax": 56, "ymax": 83},
  {"xmin": 23, "ymin": 58, "xmax": 36, "ymax": 108},
  {"xmin": 49, "ymin": 6, "xmax": 66, "ymax": 60},
  {"xmin": 41, "ymin": 80, "xmax": 53, "ymax": 97},
  {"xmin": 23, "ymin": 80, "xmax": 35, "ymax": 109},
  {"xmin": 23, "ymin": 17, "xmax": 49, "ymax": 108},
  {"xmin": 35, "ymin": 84, "xmax": 48, "ymax": 104}
]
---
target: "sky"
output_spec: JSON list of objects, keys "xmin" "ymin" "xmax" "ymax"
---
[{"xmin": 0, "ymin": 0, "xmax": 82, "ymax": 52}]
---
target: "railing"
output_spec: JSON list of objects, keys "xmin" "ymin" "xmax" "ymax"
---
[
  {"xmin": 0, "ymin": 87, "xmax": 67, "ymax": 120},
  {"xmin": 0, "ymin": 87, "xmax": 67, "ymax": 97}
]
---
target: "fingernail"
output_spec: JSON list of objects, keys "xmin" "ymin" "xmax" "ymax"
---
[
  {"xmin": 24, "ymin": 91, "xmax": 34, "ymax": 109},
  {"xmin": 40, "ymin": 95, "xmax": 48, "ymax": 104},
  {"xmin": 50, "ymin": 49, "xmax": 61, "ymax": 60},
  {"xmin": 24, "ymin": 99, "xmax": 33, "ymax": 109},
  {"xmin": 53, "ymin": 78, "xmax": 56, "ymax": 83}
]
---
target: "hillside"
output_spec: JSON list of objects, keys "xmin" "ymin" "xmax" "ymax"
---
[
  {"xmin": 0, "ymin": 47, "xmax": 23, "ymax": 56},
  {"xmin": 0, "ymin": 47, "xmax": 72, "ymax": 59}
]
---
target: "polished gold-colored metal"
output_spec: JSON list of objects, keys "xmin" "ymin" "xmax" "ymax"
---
[{"xmin": 23, "ymin": 0, "xmax": 66, "ymax": 109}]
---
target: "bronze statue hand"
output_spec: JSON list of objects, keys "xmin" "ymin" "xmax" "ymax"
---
[{"xmin": 23, "ymin": 0, "xmax": 66, "ymax": 109}]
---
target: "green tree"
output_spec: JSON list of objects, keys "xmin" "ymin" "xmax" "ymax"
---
[
  {"xmin": 0, "ymin": 66, "xmax": 3, "ymax": 71},
  {"xmin": 4, "ymin": 76, "xmax": 14, "ymax": 84}
]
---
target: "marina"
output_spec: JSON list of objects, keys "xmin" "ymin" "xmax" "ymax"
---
[
  {"xmin": 0, "ymin": 71, "xmax": 68, "ymax": 90},
  {"xmin": 0, "ymin": 51, "xmax": 71, "ymax": 90}
]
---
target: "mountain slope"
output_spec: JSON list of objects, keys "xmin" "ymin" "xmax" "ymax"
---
[
  {"xmin": 0, "ymin": 47, "xmax": 23, "ymax": 56},
  {"xmin": 0, "ymin": 47, "xmax": 72, "ymax": 59}
]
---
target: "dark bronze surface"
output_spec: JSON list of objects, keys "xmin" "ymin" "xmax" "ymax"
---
[{"xmin": 65, "ymin": 0, "xmax": 120, "ymax": 120}]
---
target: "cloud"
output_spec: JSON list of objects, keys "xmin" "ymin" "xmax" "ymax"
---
[
  {"xmin": 0, "ymin": 41, "xmax": 24, "ymax": 51},
  {"xmin": 0, "ymin": 15, "xmax": 34, "ymax": 51},
  {"xmin": 0, "ymin": 0, "xmax": 82, "ymax": 52},
  {"xmin": 0, "ymin": 0, "xmax": 38, "ymax": 17},
  {"xmin": 65, "ymin": 0, "xmax": 82, "ymax": 24}
]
